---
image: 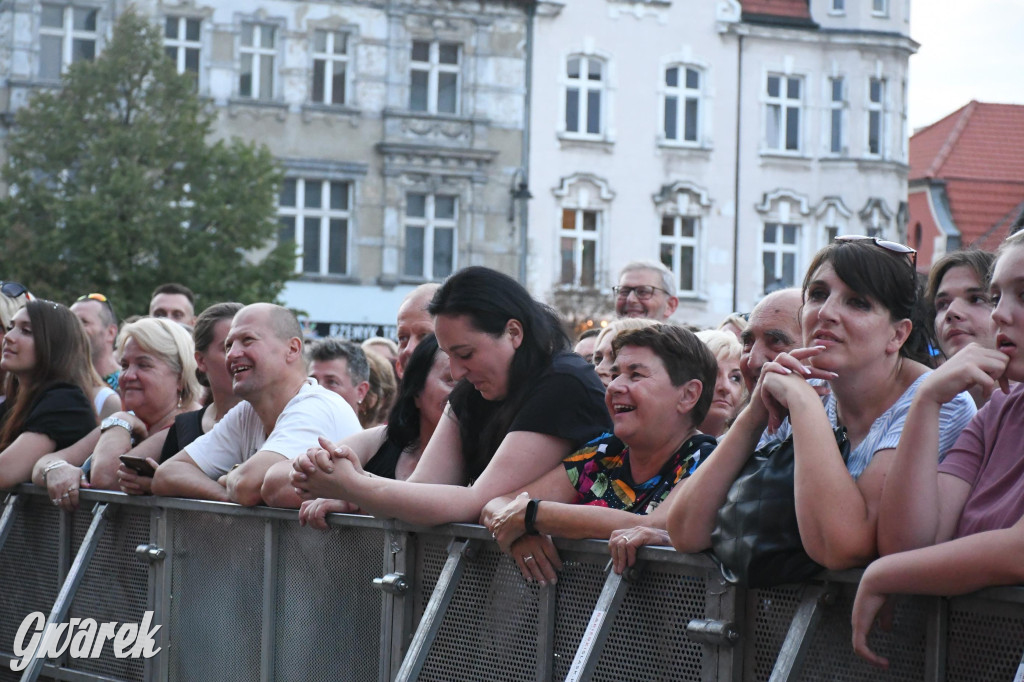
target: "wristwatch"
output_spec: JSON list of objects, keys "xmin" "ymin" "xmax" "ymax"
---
[{"xmin": 100, "ymin": 416, "xmax": 133, "ymax": 435}]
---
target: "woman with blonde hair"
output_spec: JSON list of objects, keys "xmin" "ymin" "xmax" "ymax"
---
[
  {"xmin": 695, "ymin": 329, "xmax": 746, "ymax": 438},
  {"xmin": 359, "ymin": 349, "xmax": 398, "ymax": 428},
  {"xmin": 0, "ymin": 281, "xmax": 32, "ymax": 400},
  {"xmin": 34, "ymin": 317, "xmax": 202, "ymax": 507}
]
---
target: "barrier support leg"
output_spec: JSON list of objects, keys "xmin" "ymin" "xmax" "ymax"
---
[
  {"xmin": 768, "ymin": 583, "xmax": 838, "ymax": 682},
  {"xmin": 0, "ymin": 493, "xmax": 23, "ymax": 555},
  {"xmin": 925, "ymin": 596, "xmax": 948, "ymax": 682},
  {"xmin": 394, "ymin": 538, "xmax": 477, "ymax": 682},
  {"xmin": 564, "ymin": 564, "xmax": 638, "ymax": 682},
  {"xmin": 20, "ymin": 502, "xmax": 113, "ymax": 682}
]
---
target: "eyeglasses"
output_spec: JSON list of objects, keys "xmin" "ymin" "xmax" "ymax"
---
[
  {"xmin": 834, "ymin": 235, "xmax": 917, "ymax": 268},
  {"xmin": 612, "ymin": 285, "xmax": 670, "ymax": 300},
  {"xmin": 0, "ymin": 281, "xmax": 29, "ymax": 299}
]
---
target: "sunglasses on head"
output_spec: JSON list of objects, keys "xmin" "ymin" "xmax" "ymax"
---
[
  {"xmin": 0, "ymin": 281, "xmax": 29, "ymax": 299},
  {"xmin": 76, "ymin": 292, "xmax": 115, "ymax": 311},
  {"xmin": 834, "ymin": 235, "xmax": 917, "ymax": 268}
]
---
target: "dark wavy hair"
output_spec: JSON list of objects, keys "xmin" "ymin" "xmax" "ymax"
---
[
  {"xmin": 428, "ymin": 266, "xmax": 569, "ymax": 479},
  {"xmin": 802, "ymin": 240, "xmax": 932, "ymax": 365},
  {"xmin": 0, "ymin": 300, "xmax": 97, "ymax": 449},
  {"xmin": 383, "ymin": 334, "xmax": 441, "ymax": 452}
]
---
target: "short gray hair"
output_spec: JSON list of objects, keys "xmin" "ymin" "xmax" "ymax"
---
[
  {"xmin": 307, "ymin": 337, "xmax": 370, "ymax": 384},
  {"xmin": 618, "ymin": 260, "xmax": 676, "ymax": 297}
]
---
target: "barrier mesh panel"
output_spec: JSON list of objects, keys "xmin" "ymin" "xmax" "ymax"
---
[
  {"xmin": 272, "ymin": 522, "xmax": 385, "ymax": 682},
  {"xmin": 592, "ymin": 568, "xmax": 707, "ymax": 681},
  {"xmin": 552, "ymin": 552, "xmax": 607, "ymax": 680},
  {"xmin": 798, "ymin": 585, "xmax": 927, "ymax": 681},
  {"xmin": 946, "ymin": 598, "xmax": 1024, "ymax": 681},
  {"xmin": 747, "ymin": 584, "xmax": 802, "ymax": 680},
  {"xmin": 0, "ymin": 496, "xmax": 61, "ymax": 681},
  {"xmin": 168, "ymin": 509, "xmax": 264, "ymax": 681},
  {"xmin": 416, "ymin": 537, "xmax": 542, "ymax": 682},
  {"xmin": 65, "ymin": 505, "xmax": 151, "ymax": 681}
]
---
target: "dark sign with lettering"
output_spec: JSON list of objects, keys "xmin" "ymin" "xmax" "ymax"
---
[{"xmin": 305, "ymin": 321, "xmax": 397, "ymax": 342}]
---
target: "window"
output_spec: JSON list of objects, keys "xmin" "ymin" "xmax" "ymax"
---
[
  {"xmin": 660, "ymin": 216, "xmax": 698, "ymax": 294},
  {"xmin": 663, "ymin": 66, "xmax": 701, "ymax": 144},
  {"xmin": 312, "ymin": 30, "xmax": 348, "ymax": 105},
  {"xmin": 278, "ymin": 179, "xmax": 351, "ymax": 276},
  {"xmin": 164, "ymin": 17, "xmax": 201, "ymax": 79},
  {"xmin": 762, "ymin": 223, "xmax": 800, "ymax": 293},
  {"xmin": 867, "ymin": 77, "xmax": 887, "ymax": 156},
  {"xmin": 39, "ymin": 4, "xmax": 97, "ymax": 80},
  {"xmin": 404, "ymin": 193, "xmax": 456, "ymax": 279},
  {"xmin": 872, "ymin": 0, "xmax": 889, "ymax": 15},
  {"xmin": 828, "ymin": 77, "xmax": 845, "ymax": 155},
  {"xmin": 831, "ymin": 0, "xmax": 845, "ymax": 12},
  {"xmin": 240, "ymin": 22, "xmax": 276, "ymax": 100},
  {"xmin": 409, "ymin": 41, "xmax": 460, "ymax": 114},
  {"xmin": 765, "ymin": 74, "xmax": 802, "ymax": 152},
  {"xmin": 565, "ymin": 56, "xmax": 604, "ymax": 136},
  {"xmin": 559, "ymin": 209, "xmax": 599, "ymax": 287}
]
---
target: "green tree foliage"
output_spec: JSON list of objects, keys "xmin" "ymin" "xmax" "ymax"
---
[{"xmin": 0, "ymin": 9, "xmax": 293, "ymax": 316}]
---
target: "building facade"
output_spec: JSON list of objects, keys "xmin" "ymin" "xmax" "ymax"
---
[
  {"xmin": 0, "ymin": 0, "xmax": 531, "ymax": 335},
  {"xmin": 526, "ymin": 0, "xmax": 916, "ymax": 327}
]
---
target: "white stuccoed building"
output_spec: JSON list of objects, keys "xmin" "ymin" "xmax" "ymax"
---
[{"xmin": 525, "ymin": 0, "xmax": 916, "ymax": 328}]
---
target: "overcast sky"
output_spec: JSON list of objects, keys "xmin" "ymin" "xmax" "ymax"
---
[{"xmin": 908, "ymin": 0, "xmax": 1024, "ymax": 131}]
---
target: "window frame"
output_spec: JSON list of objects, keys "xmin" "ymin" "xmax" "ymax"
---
[
  {"xmin": 829, "ymin": 0, "xmax": 846, "ymax": 14},
  {"xmin": 310, "ymin": 29, "xmax": 350, "ymax": 106},
  {"xmin": 277, "ymin": 178, "xmax": 353, "ymax": 277},
  {"xmin": 872, "ymin": 0, "xmax": 889, "ymax": 16},
  {"xmin": 39, "ymin": 4, "xmax": 99, "ymax": 81},
  {"xmin": 866, "ymin": 76, "xmax": 887, "ymax": 158},
  {"xmin": 239, "ymin": 21, "xmax": 277, "ymax": 101},
  {"xmin": 761, "ymin": 222, "xmax": 801, "ymax": 294},
  {"xmin": 659, "ymin": 214, "xmax": 700, "ymax": 297},
  {"xmin": 827, "ymin": 76, "xmax": 846, "ymax": 156},
  {"xmin": 403, "ymin": 192, "xmax": 458, "ymax": 281},
  {"xmin": 764, "ymin": 73, "xmax": 804, "ymax": 154},
  {"xmin": 408, "ymin": 40, "xmax": 461, "ymax": 115},
  {"xmin": 558, "ymin": 208, "xmax": 600, "ymax": 288},
  {"xmin": 661, "ymin": 64, "xmax": 703, "ymax": 146},
  {"xmin": 164, "ymin": 16, "xmax": 202, "ymax": 81},
  {"xmin": 563, "ymin": 54, "xmax": 606, "ymax": 139}
]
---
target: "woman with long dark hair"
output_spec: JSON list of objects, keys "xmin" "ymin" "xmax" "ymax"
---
[
  {"xmin": 292, "ymin": 266, "xmax": 611, "ymax": 527},
  {"xmin": 0, "ymin": 300, "xmax": 97, "ymax": 489},
  {"xmin": 298, "ymin": 334, "xmax": 455, "ymax": 528},
  {"xmin": 669, "ymin": 238, "xmax": 976, "ymax": 571}
]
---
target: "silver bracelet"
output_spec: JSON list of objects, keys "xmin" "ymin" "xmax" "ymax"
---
[{"xmin": 42, "ymin": 460, "xmax": 68, "ymax": 484}]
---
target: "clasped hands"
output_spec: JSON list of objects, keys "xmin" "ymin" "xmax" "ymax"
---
[
  {"xmin": 290, "ymin": 436, "xmax": 366, "ymax": 500},
  {"xmin": 755, "ymin": 346, "xmax": 838, "ymax": 432}
]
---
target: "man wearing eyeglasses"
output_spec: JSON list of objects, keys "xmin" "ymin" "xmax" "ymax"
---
[
  {"xmin": 613, "ymin": 261, "xmax": 679, "ymax": 321},
  {"xmin": 71, "ymin": 294, "xmax": 121, "ymax": 391}
]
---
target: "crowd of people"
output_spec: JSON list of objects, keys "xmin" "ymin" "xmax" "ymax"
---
[{"xmin": 0, "ymin": 228, "xmax": 1021, "ymax": 667}]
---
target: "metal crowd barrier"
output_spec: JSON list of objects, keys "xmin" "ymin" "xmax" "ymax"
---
[{"xmin": 1, "ymin": 486, "xmax": 1023, "ymax": 682}]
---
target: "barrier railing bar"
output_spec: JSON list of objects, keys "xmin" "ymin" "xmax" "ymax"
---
[
  {"xmin": 536, "ymin": 582, "xmax": 557, "ymax": 682},
  {"xmin": 21, "ymin": 502, "xmax": 113, "ymax": 682},
  {"xmin": 702, "ymin": 571, "xmax": 744, "ymax": 682},
  {"xmin": 0, "ymin": 493, "xmax": 22, "ymax": 555},
  {"xmin": 767, "ymin": 583, "xmax": 838, "ymax": 682},
  {"xmin": 564, "ymin": 565, "xmax": 635, "ymax": 682},
  {"xmin": 378, "ymin": 528, "xmax": 412, "ymax": 682},
  {"xmin": 148, "ymin": 506, "xmax": 171, "ymax": 682},
  {"xmin": 260, "ymin": 519, "xmax": 278, "ymax": 682},
  {"xmin": 1014, "ymin": 652, "xmax": 1024, "ymax": 682},
  {"xmin": 924, "ymin": 596, "xmax": 948, "ymax": 682},
  {"xmin": 394, "ymin": 538, "xmax": 476, "ymax": 682}
]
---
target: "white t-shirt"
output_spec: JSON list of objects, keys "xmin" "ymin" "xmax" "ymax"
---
[{"xmin": 185, "ymin": 379, "xmax": 362, "ymax": 478}]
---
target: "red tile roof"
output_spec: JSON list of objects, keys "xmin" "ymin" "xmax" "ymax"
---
[
  {"xmin": 910, "ymin": 101, "xmax": 1024, "ymax": 248},
  {"xmin": 740, "ymin": 0, "xmax": 812, "ymax": 20}
]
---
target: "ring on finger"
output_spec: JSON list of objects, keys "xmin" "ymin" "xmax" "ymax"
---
[
  {"xmin": 51, "ymin": 499, "xmax": 60, "ymax": 507},
  {"xmin": 61, "ymin": 492, "xmax": 70, "ymax": 499},
  {"xmin": 524, "ymin": 554, "xmax": 535, "ymax": 562}
]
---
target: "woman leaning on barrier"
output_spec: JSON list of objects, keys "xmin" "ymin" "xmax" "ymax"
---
[
  {"xmin": 852, "ymin": 231, "xmax": 1024, "ymax": 668},
  {"xmin": 0, "ymin": 299, "xmax": 98, "ymax": 489},
  {"xmin": 298, "ymin": 334, "xmax": 456, "ymax": 529},
  {"xmin": 668, "ymin": 237, "xmax": 977, "ymax": 573},
  {"xmin": 290, "ymin": 266, "xmax": 611, "ymax": 526},
  {"xmin": 480, "ymin": 324, "xmax": 718, "ymax": 583},
  {"xmin": 32, "ymin": 318, "xmax": 202, "ymax": 509}
]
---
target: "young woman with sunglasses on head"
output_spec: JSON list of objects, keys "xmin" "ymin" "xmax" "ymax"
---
[
  {"xmin": 669, "ymin": 237, "xmax": 977, "ymax": 571},
  {"xmin": 853, "ymin": 231, "xmax": 1024, "ymax": 668},
  {"xmin": 0, "ymin": 300, "xmax": 98, "ymax": 489}
]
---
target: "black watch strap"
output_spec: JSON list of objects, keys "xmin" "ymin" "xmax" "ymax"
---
[{"xmin": 524, "ymin": 498, "xmax": 541, "ymax": 535}]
